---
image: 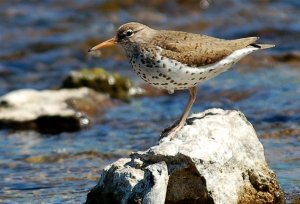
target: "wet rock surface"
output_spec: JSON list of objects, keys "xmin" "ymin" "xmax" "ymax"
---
[
  {"xmin": 86, "ymin": 109, "xmax": 284, "ymax": 204},
  {"xmin": 62, "ymin": 68, "xmax": 167, "ymax": 99},
  {"xmin": 62, "ymin": 68, "xmax": 137, "ymax": 100},
  {"xmin": 0, "ymin": 88, "xmax": 110, "ymax": 133},
  {"xmin": 271, "ymin": 51, "xmax": 300, "ymax": 67}
]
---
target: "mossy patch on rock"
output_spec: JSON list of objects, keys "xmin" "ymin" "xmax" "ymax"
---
[{"xmin": 62, "ymin": 68, "xmax": 135, "ymax": 100}]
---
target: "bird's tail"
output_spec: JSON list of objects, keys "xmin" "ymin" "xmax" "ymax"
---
[{"xmin": 250, "ymin": 43, "xmax": 275, "ymax": 49}]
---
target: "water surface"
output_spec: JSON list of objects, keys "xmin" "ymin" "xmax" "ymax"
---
[{"xmin": 0, "ymin": 0, "xmax": 299, "ymax": 203}]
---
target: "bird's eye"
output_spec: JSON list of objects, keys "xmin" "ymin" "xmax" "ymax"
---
[{"xmin": 125, "ymin": 29, "xmax": 134, "ymax": 37}]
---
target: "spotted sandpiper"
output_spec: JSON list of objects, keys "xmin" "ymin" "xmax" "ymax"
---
[{"xmin": 89, "ymin": 22, "xmax": 274, "ymax": 138}]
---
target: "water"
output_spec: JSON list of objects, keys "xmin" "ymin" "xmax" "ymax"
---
[{"xmin": 0, "ymin": 0, "xmax": 299, "ymax": 203}]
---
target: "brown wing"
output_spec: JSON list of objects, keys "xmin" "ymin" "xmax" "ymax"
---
[{"xmin": 151, "ymin": 30, "xmax": 258, "ymax": 67}]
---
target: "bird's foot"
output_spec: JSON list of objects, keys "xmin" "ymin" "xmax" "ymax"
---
[{"xmin": 160, "ymin": 120, "xmax": 184, "ymax": 140}]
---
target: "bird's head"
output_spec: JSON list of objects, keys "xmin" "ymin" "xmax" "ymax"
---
[{"xmin": 88, "ymin": 22, "xmax": 155, "ymax": 52}]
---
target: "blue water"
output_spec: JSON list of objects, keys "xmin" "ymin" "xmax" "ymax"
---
[{"xmin": 0, "ymin": 0, "xmax": 299, "ymax": 203}]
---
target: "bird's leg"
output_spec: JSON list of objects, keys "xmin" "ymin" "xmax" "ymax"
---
[{"xmin": 161, "ymin": 86, "xmax": 198, "ymax": 139}]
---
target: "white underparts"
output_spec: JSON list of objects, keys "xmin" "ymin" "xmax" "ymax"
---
[{"xmin": 131, "ymin": 46, "xmax": 259, "ymax": 93}]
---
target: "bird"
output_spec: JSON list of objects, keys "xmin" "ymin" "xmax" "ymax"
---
[{"xmin": 88, "ymin": 22, "xmax": 274, "ymax": 138}]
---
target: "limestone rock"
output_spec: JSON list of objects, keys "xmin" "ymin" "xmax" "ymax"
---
[
  {"xmin": 0, "ymin": 87, "xmax": 110, "ymax": 133},
  {"xmin": 86, "ymin": 109, "xmax": 284, "ymax": 204}
]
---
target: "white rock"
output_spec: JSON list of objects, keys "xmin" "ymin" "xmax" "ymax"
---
[
  {"xmin": 86, "ymin": 109, "xmax": 284, "ymax": 204},
  {"xmin": 0, "ymin": 88, "xmax": 101, "ymax": 120},
  {"xmin": 143, "ymin": 162, "xmax": 169, "ymax": 204},
  {"xmin": 0, "ymin": 87, "xmax": 109, "ymax": 132}
]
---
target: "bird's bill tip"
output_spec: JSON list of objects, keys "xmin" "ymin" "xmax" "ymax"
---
[{"xmin": 88, "ymin": 37, "xmax": 117, "ymax": 52}]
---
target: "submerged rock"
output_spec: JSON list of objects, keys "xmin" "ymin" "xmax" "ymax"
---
[
  {"xmin": 0, "ymin": 87, "xmax": 110, "ymax": 133},
  {"xmin": 271, "ymin": 51, "xmax": 300, "ymax": 66},
  {"xmin": 86, "ymin": 109, "xmax": 284, "ymax": 204},
  {"xmin": 62, "ymin": 68, "xmax": 138, "ymax": 100},
  {"xmin": 62, "ymin": 68, "xmax": 167, "ymax": 99}
]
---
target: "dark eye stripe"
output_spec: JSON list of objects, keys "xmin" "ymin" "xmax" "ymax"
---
[
  {"xmin": 126, "ymin": 30, "xmax": 133, "ymax": 36},
  {"xmin": 117, "ymin": 32, "xmax": 126, "ymax": 39},
  {"xmin": 117, "ymin": 29, "xmax": 135, "ymax": 40}
]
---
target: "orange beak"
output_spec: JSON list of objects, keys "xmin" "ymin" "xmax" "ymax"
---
[{"xmin": 88, "ymin": 37, "xmax": 117, "ymax": 52}]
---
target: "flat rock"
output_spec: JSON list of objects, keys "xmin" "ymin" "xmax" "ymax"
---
[
  {"xmin": 86, "ymin": 108, "xmax": 284, "ymax": 204},
  {"xmin": 0, "ymin": 87, "xmax": 110, "ymax": 133}
]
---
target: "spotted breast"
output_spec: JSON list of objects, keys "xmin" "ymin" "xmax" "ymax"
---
[{"xmin": 130, "ymin": 45, "xmax": 260, "ymax": 94}]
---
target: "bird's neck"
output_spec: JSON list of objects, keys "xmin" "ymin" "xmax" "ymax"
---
[
  {"xmin": 122, "ymin": 43, "xmax": 141, "ymax": 60},
  {"xmin": 122, "ymin": 28, "xmax": 157, "ymax": 59}
]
